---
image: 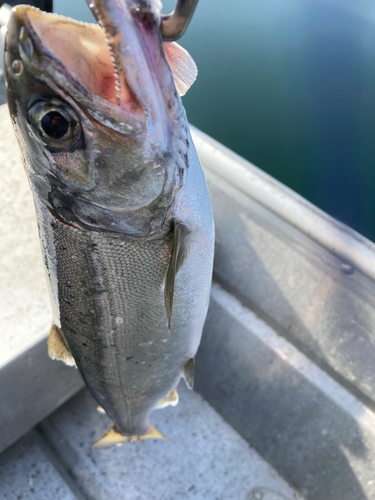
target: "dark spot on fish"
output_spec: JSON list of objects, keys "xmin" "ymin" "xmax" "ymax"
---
[
  {"xmin": 64, "ymin": 299, "xmax": 72, "ymax": 305},
  {"xmin": 60, "ymin": 245, "xmax": 67, "ymax": 250},
  {"xmin": 183, "ymin": 152, "xmax": 189, "ymax": 168},
  {"xmin": 87, "ymin": 216, "xmax": 97, "ymax": 225},
  {"xmin": 82, "ymin": 343, "xmax": 87, "ymax": 346},
  {"xmin": 12, "ymin": 60, "xmax": 23, "ymax": 75},
  {"xmin": 185, "ymin": 138, "xmax": 190, "ymax": 148},
  {"xmin": 51, "ymin": 222, "xmax": 58, "ymax": 229},
  {"xmin": 67, "ymin": 327, "xmax": 77, "ymax": 334},
  {"xmin": 126, "ymin": 356, "xmax": 134, "ymax": 360},
  {"xmin": 79, "ymin": 318, "xmax": 87, "ymax": 325},
  {"xmin": 66, "ymin": 282, "xmax": 72, "ymax": 288}
]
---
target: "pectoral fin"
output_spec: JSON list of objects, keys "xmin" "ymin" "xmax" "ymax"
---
[
  {"xmin": 164, "ymin": 222, "xmax": 190, "ymax": 329},
  {"xmin": 182, "ymin": 358, "xmax": 195, "ymax": 389},
  {"xmin": 164, "ymin": 223, "xmax": 180, "ymax": 329},
  {"xmin": 92, "ymin": 423, "xmax": 169, "ymax": 450},
  {"xmin": 48, "ymin": 324, "xmax": 76, "ymax": 367},
  {"xmin": 156, "ymin": 388, "xmax": 179, "ymax": 409},
  {"xmin": 164, "ymin": 41, "xmax": 197, "ymax": 96}
]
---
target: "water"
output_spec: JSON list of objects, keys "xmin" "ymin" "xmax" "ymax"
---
[{"xmin": 54, "ymin": 0, "xmax": 375, "ymax": 242}]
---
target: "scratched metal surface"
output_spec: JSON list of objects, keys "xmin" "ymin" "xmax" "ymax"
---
[{"xmin": 195, "ymin": 128, "xmax": 375, "ymax": 410}]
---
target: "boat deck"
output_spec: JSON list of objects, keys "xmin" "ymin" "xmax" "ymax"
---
[{"xmin": 1, "ymin": 384, "xmax": 302, "ymax": 500}]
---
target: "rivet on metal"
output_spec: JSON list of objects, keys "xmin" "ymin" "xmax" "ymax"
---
[
  {"xmin": 339, "ymin": 262, "xmax": 354, "ymax": 275},
  {"xmin": 249, "ymin": 489, "xmax": 264, "ymax": 500}
]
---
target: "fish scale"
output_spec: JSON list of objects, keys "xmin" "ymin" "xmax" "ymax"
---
[{"xmin": 39, "ymin": 209, "xmax": 183, "ymax": 433}]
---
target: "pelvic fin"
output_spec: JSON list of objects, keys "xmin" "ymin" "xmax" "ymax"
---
[
  {"xmin": 156, "ymin": 388, "xmax": 179, "ymax": 409},
  {"xmin": 182, "ymin": 358, "xmax": 195, "ymax": 389},
  {"xmin": 48, "ymin": 324, "xmax": 76, "ymax": 367}
]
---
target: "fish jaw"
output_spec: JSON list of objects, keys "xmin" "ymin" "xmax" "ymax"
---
[{"xmin": 4, "ymin": 3, "xmax": 186, "ymax": 237}]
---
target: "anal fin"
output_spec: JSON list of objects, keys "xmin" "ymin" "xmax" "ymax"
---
[
  {"xmin": 156, "ymin": 388, "xmax": 179, "ymax": 409},
  {"xmin": 92, "ymin": 423, "xmax": 169, "ymax": 450},
  {"xmin": 183, "ymin": 358, "xmax": 195, "ymax": 389},
  {"xmin": 48, "ymin": 324, "xmax": 76, "ymax": 367}
]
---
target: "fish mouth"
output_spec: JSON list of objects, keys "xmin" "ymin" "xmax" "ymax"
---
[{"xmin": 8, "ymin": 1, "xmax": 168, "ymax": 134}]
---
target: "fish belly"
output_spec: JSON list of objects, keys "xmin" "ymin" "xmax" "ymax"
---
[{"xmin": 32, "ymin": 180, "xmax": 213, "ymax": 436}]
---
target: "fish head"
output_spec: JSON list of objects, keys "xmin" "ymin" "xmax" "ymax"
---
[{"xmin": 4, "ymin": 1, "xmax": 196, "ymax": 236}]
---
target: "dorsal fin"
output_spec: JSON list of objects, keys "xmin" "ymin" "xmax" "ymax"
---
[
  {"xmin": 164, "ymin": 41, "xmax": 197, "ymax": 96},
  {"xmin": 48, "ymin": 324, "xmax": 76, "ymax": 367},
  {"xmin": 182, "ymin": 358, "xmax": 195, "ymax": 389},
  {"xmin": 92, "ymin": 423, "xmax": 169, "ymax": 449},
  {"xmin": 156, "ymin": 388, "xmax": 179, "ymax": 409}
]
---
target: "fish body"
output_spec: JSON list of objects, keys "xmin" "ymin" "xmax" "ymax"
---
[{"xmin": 4, "ymin": 0, "xmax": 214, "ymax": 445}]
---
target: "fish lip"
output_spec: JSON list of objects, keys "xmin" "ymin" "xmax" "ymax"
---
[{"xmin": 8, "ymin": 4, "xmax": 147, "ymax": 135}]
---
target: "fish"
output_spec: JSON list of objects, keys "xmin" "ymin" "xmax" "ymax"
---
[{"xmin": 4, "ymin": 0, "xmax": 214, "ymax": 448}]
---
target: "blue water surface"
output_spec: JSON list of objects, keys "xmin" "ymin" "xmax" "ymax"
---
[{"xmin": 54, "ymin": 0, "xmax": 375, "ymax": 242}]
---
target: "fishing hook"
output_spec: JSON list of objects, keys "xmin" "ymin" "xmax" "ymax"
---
[
  {"xmin": 161, "ymin": 0, "xmax": 199, "ymax": 42},
  {"xmin": 85, "ymin": 0, "xmax": 199, "ymax": 42}
]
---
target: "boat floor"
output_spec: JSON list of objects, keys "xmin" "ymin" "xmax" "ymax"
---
[{"xmin": 0, "ymin": 384, "xmax": 302, "ymax": 500}]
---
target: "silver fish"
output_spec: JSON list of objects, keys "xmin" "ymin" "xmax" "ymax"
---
[{"xmin": 4, "ymin": 0, "xmax": 214, "ymax": 447}]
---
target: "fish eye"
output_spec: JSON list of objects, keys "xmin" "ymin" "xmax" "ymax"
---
[
  {"xmin": 41, "ymin": 111, "xmax": 70, "ymax": 139},
  {"xmin": 28, "ymin": 98, "xmax": 81, "ymax": 151}
]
